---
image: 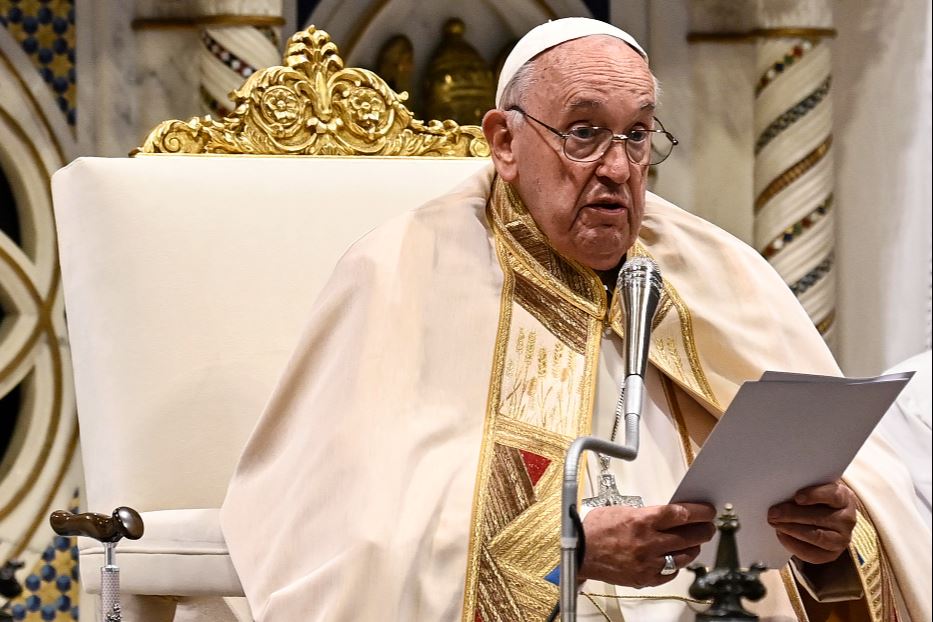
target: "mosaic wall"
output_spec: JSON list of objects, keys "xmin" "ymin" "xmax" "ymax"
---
[
  {"xmin": 0, "ymin": 0, "xmax": 76, "ymax": 126},
  {"xmin": 6, "ymin": 492, "xmax": 80, "ymax": 621},
  {"xmin": 0, "ymin": 1, "xmax": 80, "ymax": 608}
]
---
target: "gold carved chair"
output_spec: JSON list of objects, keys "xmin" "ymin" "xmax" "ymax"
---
[{"xmin": 51, "ymin": 27, "xmax": 489, "ymax": 621}]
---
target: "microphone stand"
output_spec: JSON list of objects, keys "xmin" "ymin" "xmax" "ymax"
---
[
  {"xmin": 559, "ymin": 402, "xmax": 640, "ymax": 622},
  {"xmin": 559, "ymin": 257, "xmax": 661, "ymax": 621}
]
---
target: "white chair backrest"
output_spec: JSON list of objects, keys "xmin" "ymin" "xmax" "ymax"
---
[{"xmin": 53, "ymin": 155, "xmax": 490, "ymax": 514}]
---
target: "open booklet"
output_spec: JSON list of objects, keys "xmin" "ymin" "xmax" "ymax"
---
[{"xmin": 669, "ymin": 370, "xmax": 913, "ymax": 568}]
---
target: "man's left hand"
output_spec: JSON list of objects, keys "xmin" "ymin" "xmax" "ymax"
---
[{"xmin": 767, "ymin": 481, "xmax": 857, "ymax": 565}]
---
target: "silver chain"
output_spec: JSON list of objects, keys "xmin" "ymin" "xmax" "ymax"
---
[{"xmin": 598, "ymin": 381, "xmax": 626, "ymax": 473}]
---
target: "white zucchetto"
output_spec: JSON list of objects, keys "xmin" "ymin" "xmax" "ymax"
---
[{"xmin": 495, "ymin": 17, "xmax": 648, "ymax": 106}]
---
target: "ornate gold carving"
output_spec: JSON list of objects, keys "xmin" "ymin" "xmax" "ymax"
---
[{"xmin": 135, "ymin": 26, "xmax": 489, "ymax": 157}]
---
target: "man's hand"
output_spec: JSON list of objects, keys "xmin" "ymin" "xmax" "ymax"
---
[
  {"xmin": 580, "ymin": 503, "xmax": 716, "ymax": 588},
  {"xmin": 767, "ymin": 481, "xmax": 857, "ymax": 565}
]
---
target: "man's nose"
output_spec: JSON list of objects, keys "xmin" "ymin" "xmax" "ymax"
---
[{"xmin": 594, "ymin": 139, "xmax": 632, "ymax": 183}]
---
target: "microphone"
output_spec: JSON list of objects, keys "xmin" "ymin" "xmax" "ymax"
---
[
  {"xmin": 617, "ymin": 256, "xmax": 663, "ymax": 451},
  {"xmin": 557, "ymin": 257, "xmax": 664, "ymax": 621}
]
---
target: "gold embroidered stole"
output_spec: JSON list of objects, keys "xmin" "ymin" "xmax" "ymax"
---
[
  {"xmin": 460, "ymin": 177, "xmax": 894, "ymax": 622},
  {"xmin": 461, "ymin": 178, "xmax": 720, "ymax": 621}
]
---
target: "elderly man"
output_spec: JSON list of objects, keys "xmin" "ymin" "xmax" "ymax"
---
[{"xmin": 222, "ymin": 18, "xmax": 929, "ymax": 622}]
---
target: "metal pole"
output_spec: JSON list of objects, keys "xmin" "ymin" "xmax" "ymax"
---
[
  {"xmin": 101, "ymin": 542, "xmax": 121, "ymax": 621},
  {"xmin": 560, "ymin": 431, "xmax": 639, "ymax": 621}
]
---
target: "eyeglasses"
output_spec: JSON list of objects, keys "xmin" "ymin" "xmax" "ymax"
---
[{"xmin": 508, "ymin": 106, "xmax": 678, "ymax": 166}]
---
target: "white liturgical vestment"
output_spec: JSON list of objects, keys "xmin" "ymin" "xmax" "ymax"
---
[{"xmin": 222, "ymin": 166, "xmax": 930, "ymax": 622}]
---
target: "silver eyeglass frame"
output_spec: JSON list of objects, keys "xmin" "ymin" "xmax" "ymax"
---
[{"xmin": 507, "ymin": 105, "xmax": 678, "ymax": 165}]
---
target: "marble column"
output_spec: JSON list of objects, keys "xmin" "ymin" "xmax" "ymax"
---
[
  {"xmin": 689, "ymin": 0, "xmax": 837, "ymax": 344},
  {"xmin": 197, "ymin": 1, "xmax": 282, "ymax": 118},
  {"xmin": 133, "ymin": 0, "xmax": 283, "ymax": 139},
  {"xmin": 752, "ymin": 2, "xmax": 836, "ymax": 343}
]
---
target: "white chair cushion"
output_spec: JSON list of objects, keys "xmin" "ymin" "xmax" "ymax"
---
[{"xmin": 52, "ymin": 155, "xmax": 491, "ymax": 596}]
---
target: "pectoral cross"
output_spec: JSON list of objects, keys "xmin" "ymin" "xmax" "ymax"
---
[{"xmin": 581, "ymin": 470, "xmax": 644, "ymax": 510}]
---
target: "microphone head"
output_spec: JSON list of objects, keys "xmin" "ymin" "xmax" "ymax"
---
[
  {"xmin": 617, "ymin": 256, "xmax": 663, "ymax": 293},
  {"xmin": 617, "ymin": 257, "xmax": 663, "ymax": 378}
]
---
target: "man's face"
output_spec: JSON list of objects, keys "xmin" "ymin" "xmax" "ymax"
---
[{"xmin": 496, "ymin": 36, "xmax": 655, "ymax": 271}]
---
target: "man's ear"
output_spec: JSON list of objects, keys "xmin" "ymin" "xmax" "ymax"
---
[{"xmin": 482, "ymin": 109, "xmax": 518, "ymax": 182}]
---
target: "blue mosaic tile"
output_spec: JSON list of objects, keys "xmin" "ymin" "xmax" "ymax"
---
[{"xmin": 0, "ymin": 0, "xmax": 77, "ymax": 126}]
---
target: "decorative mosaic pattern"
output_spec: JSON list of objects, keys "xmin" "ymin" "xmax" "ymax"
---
[
  {"xmin": 789, "ymin": 252, "xmax": 834, "ymax": 297},
  {"xmin": 755, "ymin": 40, "xmax": 813, "ymax": 97},
  {"xmin": 202, "ymin": 30, "xmax": 259, "ymax": 80},
  {"xmin": 753, "ymin": 33, "xmax": 835, "ymax": 341},
  {"xmin": 761, "ymin": 194, "xmax": 833, "ymax": 259},
  {"xmin": 7, "ymin": 490, "xmax": 81, "ymax": 621},
  {"xmin": 0, "ymin": 0, "xmax": 76, "ymax": 126},
  {"xmin": 755, "ymin": 76, "xmax": 831, "ymax": 155},
  {"xmin": 200, "ymin": 28, "xmax": 274, "ymax": 120}
]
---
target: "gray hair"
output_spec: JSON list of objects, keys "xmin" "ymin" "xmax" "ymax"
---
[{"xmin": 499, "ymin": 60, "xmax": 539, "ymax": 110}]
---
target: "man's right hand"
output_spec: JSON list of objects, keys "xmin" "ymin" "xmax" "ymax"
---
[{"xmin": 579, "ymin": 503, "xmax": 717, "ymax": 588}]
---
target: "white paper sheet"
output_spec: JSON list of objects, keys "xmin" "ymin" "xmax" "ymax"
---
[{"xmin": 670, "ymin": 371, "xmax": 913, "ymax": 568}]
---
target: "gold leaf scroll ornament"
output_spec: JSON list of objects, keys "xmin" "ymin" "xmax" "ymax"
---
[{"xmin": 135, "ymin": 27, "xmax": 489, "ymax": 157}]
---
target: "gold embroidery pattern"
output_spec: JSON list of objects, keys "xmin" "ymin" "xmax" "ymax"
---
[
  {"xmin": 474, "ymin": 443, "xmax": 562, "ymax": 621},
  {"xmin": 496, "ymin": 418, "xmax": 574, "ymax": 460},
  {"xmin": 878, "ymin": 556, "xmax": 899, "ymax": 622},
  {"xmin": 477, "ymin": 545, "xmax": 526, "ymax": 621},
  {"xmin": 661, "ymin": 375, "xmax": 696, "ymax": 466},
  {"xmin": 462, "ymin": 183, "xmax": 604, "ymax": 621},
  {"xmin": 486, "ymin": 464, "xmax": 563, "ymax": 618},
  {"xmin": 654, "ymin": 281, "xmax": 720, "ymax": 410},
  {"xmin": 500, "ymin": 327, "xmax": 582, "ymax": 435},
  {"xmin": 462, "ymin": 235, "xmax": 516, "ymax": 621},
  {"xmin": 513, "ymin": 271, "xmax": 589, "ymax": 354},
  {"xmin": 655, "ymin": 336, "xmax": 690, "ymax": 391},
  {"xmin": 848, "ymin": 504, "xmax": 897, "ymax": 622},
  {"xmin": 484, "ymin": 444, "xmax": 536, "ymax": 533},
  {"xmin": 462, "ymin": 237, "xmax": 574, "ymax": 621},
  {"xmin": 464, "ymin": 177, "xmax": 724, "ymax": 620},
  {"xmin": 781, "ymin": 566, "xmax": 812, "ymax": 622}
]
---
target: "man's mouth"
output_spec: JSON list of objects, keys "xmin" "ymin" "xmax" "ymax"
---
[{"xmin": 584, "ymin": 201, "xmax": 626, "ymax": 212}]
